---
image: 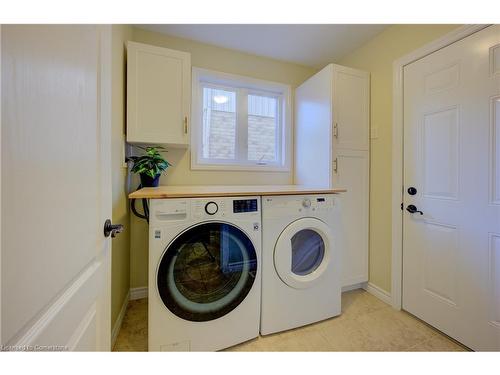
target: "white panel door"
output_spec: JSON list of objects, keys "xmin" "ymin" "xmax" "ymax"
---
[
  {"xmin": 332, "ymin": 149, "xmax": 369, "ymax": 286},
  {"xmin": 127, "ymin": 41, "xmax": 190, "ymax": 147},
  {"xmin": 332, "ymin": 65, "xmax": 370, "ymax": 151},
  {"xmin": 1, "ymin": 25, "xmax": 112, "ymax": 351},
  {"xmin": 403, "ymin": 25, "xmax": 500, "ymax": 351}
]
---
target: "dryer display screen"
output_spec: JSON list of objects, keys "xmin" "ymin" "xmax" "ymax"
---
[{"xmin": 233, "ymin": 199, "xmax": 258, "ymax": 213}]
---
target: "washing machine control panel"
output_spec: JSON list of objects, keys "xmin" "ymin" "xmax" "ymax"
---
[
  {"xmin": 192, "ymin": 197, "xmax": 260, "ymax": 219},
  {"xmin": 233, "ymin": 199, "xmax": 258, "ymax": 213},
  {"xmin": 204, "ymin": 201, "xmax": 219, "ymax": 215},
  {"xmin": 193, "ymin": 200, "xmax": 225, "ymax": 219}
]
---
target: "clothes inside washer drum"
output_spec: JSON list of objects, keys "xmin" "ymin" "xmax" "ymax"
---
[{"xmin": 157, "ymin": 222, "xmax": 257, "ymax": 322}]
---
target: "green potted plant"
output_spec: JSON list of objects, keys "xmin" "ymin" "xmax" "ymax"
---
[{"xmin": 126, "ymin": 146, "xmax": 172, "ymax": 187}]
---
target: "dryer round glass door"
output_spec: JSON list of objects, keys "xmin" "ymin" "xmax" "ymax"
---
[
  {"xmin": 157, "ymin": 222, "xmax": 257, "ymax": 322},
  {"xmin": 274, "ymin": 218, "xmax": 333, "ymax": 289}
]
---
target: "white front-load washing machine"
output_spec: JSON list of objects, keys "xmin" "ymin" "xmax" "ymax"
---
[
  {"xmin": 149, "ymin": 196, "xmax": 261, "ymax": 351},
  {"xmin": 260, "ymin": 194, "xmax": 342, "ymax": 335}
]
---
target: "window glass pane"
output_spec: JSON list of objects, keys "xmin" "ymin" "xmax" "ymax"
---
[
  {"xmin": 291, "ymin": 229, "xmax": 325, "ymax": 276},
  {"xmin": 202, "ymin": 87, "xmax": 236, "ymax": 160},
  {"xmin": 248, "ymin": 94, "xmax": 278, "ymax": 162}
]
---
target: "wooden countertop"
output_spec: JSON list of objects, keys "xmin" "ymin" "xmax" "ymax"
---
[{"xmin": 128, "ymin": 185, "xmax": 346, "ymax": 199}]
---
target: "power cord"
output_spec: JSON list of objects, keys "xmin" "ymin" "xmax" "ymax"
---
[{"xmin": 130, "ymin": 184, "xmax": 149, "ymax": 223}]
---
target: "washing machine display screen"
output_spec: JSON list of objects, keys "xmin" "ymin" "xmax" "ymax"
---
[
  {"xmin": 233, "ymin": 199, "xmax": 258, "ymax": 213},
  {"xmin": 157, "ymin": 222, "xmax": 257, "ymax": 322}
]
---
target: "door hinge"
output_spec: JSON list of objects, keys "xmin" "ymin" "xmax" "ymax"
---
[
  {"xmin": 401, "ymin": 202, "xmax": 403, "ymax": 210},
  {"xmin": 333, "ymin": 123, "xmax": 339, "ymax": 138},
  {"xmin": 333, "ymin": 158, "xmax": 338, "ymax": 174},
  {"xmin": 183, "ymin": 116, "xmax": 188, "ymax": 134}
]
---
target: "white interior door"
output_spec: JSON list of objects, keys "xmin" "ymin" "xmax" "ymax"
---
[
  {"xmin": 1, "ymin": 25, "xmax": 112, "ymax": 351},
  {"xmin": 403, "ymin": 25, "xmax": 500, "ymax": 351}
]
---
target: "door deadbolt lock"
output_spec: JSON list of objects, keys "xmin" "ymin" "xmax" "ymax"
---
[{"xmin": 408, "ymin": 187, "xmax": 417, "ymax": 195}]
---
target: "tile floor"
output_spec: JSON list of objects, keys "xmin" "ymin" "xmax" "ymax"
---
[{"xmin": 113, "ymin": 289, "xmax": 467, "ymax": 352}]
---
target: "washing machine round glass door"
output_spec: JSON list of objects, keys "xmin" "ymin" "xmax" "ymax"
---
[
  {"xmin": 274, "ymin": 218, "xmax": 332, "ymax": 289},
  {"xmin": 157, "ymin": 222, "xmax": 257, "ymax": 322}
]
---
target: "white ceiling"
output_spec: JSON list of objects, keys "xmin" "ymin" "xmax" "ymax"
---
[{"xmin": 137, "ymin": 24, "xmax": 389, "ymax": 68}]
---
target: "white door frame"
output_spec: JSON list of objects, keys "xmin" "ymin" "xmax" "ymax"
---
[
  {"xmin": 98, "ymin": 24, "xmax": 113, "ymax": 351},
  {"xmin": 0, "ymin": 25, "xmax": 3, "ymax": 345},
  {"xmin": 391, "ymin": 24, "xmax": 491, "ymax": 310}
]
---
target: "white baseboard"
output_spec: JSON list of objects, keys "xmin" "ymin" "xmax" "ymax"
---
[
  {"xmin": 363, "ymin": 282, "xmax": 392, "ymax": 305},
  {"xmin": 341, "ymin": 282, "xmax": 367, "ymax": 293},
  {"xmin": 130, "ymin": 286, "xmax": 148, "ymax": 301},
  {"xmin": 111, "ymin": 290, "xmax": 130, "ymax": 349}
]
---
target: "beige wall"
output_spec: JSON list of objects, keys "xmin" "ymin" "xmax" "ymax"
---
[
  {"xmin": 111, "ymin": 25, "xmax": 133, "ymax": 329},
  {"xmin": 129, "ymin": 27, "xmax": 318, "ymax": 288},
  {"xmin": 338, "ymin": 24, "xmax": 460, "ymax": 293}
]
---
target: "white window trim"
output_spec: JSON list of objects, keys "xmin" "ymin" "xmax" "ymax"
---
[{"xmin": 191, "ymin": 67, "xmax": 292, "ymax": 172}]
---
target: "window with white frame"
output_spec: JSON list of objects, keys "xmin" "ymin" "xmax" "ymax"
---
[{"xmin": 191, "ymin": 68, "xmax": 291, "ymax": 171}]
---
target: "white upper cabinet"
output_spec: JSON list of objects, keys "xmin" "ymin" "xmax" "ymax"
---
[
  {"xmin": 127, "ymin": 41, "xmax": 191, "ymax": 147},
  {"xmin": 294, "ymin": 65, "xmax": 333, "ymax": 187},
  {"xmin": 332, "ymin": 64, "xmax": 370, "ymax": 151}
]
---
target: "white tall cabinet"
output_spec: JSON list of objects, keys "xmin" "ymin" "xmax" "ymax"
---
[
  {"xmin": 127, "ymin": 41, "xmax": 191, "ymax": 147},
  {"xmin": 295, "ymin": 64, "xmax": 370, "ymax": 288}
]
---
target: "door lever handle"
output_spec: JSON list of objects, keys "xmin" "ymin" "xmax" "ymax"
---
[
  {"xmin": 104, "ymin": 219, "xmax": 124, "ymax": 238},
  {"xmin": 406, "ymin": 204, "xmax": 423, "ymax": 215}
]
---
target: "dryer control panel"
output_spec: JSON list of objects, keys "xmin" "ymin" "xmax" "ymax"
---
[
  {"xmin": 264, "ymin": 196, "xmax": 335, "ymax": 210},
  {"xmin": 262, "ymin": 195, "xmax": 338, "ymax": 219}
]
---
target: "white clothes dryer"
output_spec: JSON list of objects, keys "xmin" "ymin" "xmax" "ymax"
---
[{"xmin": 260, "ymin": 194, "xmax": 342, "ymax": 335}]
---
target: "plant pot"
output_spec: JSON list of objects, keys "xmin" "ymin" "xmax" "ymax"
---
[{"xmin": 140, "ymin": 173, "xmax": 160, "ymax": 187}]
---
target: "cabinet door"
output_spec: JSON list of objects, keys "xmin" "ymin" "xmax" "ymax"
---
[
  {"xmin": 332, "ymin": 149, "xmax": 369, "ymax": 286},
  {"xmin": 332, "ymin": 65, "xmax": 369, "ymax": 151},
  {"xmin": 127, "ymin": 41, "xmax": 190, "ymax": 146},
  {"xmin": 294, "ymin": 64, "xmax": 333, "ymax": 187}
]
